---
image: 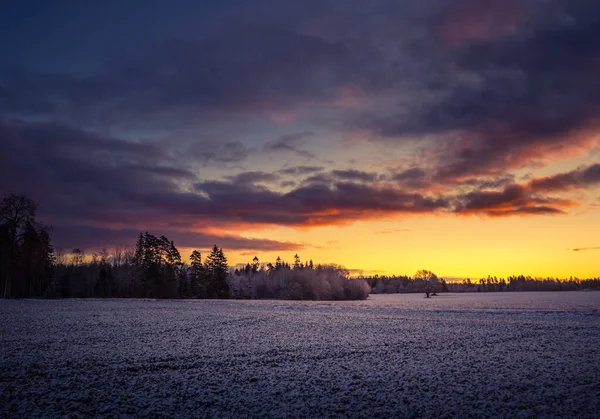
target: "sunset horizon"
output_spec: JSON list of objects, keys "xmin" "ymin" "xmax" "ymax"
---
[
  {"xmin": 2, "ymin": 2, "xmax": 600, "ymax": 417},
  {"xmin": 2, "ymin": 0, "xmax": 600, "ymax": 279}
]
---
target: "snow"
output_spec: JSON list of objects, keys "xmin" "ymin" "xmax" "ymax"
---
[{"xmin": 1, "ymin": 292, "xmax": 599, "ymax": 417}]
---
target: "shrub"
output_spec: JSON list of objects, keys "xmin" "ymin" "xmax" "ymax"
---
[{"xmin": 227, "ymin": 266, "xmax": 370, "ymax": 300}]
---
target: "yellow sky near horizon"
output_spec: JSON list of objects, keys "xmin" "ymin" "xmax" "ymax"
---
[{"xmin": 186, "ymin": 204, "xmax": 600, "ymax": 279}]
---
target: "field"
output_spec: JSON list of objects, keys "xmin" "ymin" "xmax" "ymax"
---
[{"xmin": 1, "ymin": 292, "xmax": 600, "ymax": 418}]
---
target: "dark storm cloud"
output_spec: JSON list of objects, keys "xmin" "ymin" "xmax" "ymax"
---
[
  {"xmin": 364, "ymin": 0, "xmax": 600, "ymax": 178},
  {"xmin": 0, "ymin": 120, "xmax": 189, "ymax": 225},
  {"xmin": 2, "ymin": 117, "xmax": 594, "ymax": 250},
  {"xmin": 2, "ymin": 0, "xmax": 599, "ymax": 253},
  {"xmin": 528, "ymin": 164, "xmax": 600, "ymax": 192},
  {"xmin": 454, "ymin": 188, "xmax": 571, "ymax": 217},
  {"xmin": 389, "ymin": 167, "xmax": 432, "ymax": 189},
  {"xmin": 449, "ymin": 163, "xmax": 600, "ymax": 217},
  {"xmin": 192, "ymin": 174, "xmax": 451, "ymax": 226},
  {"xmin": 391, "ymin": 168, "xmax": 427, "ymax": 182},
  {"xmin": 0, "ymin": 24, "xmax": 357, "ymax": 126}
]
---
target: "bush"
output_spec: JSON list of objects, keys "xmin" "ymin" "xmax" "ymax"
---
[{"xmin": 227, "ymin": 266, "xmax": 370, "ymax": 300}]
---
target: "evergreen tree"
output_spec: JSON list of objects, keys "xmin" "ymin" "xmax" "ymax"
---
[
  {"xmin": 189, "ymin": 250, "xmax": 206, "ymax": 298},
  {"xmin": 177, "ymin": 264, "xmax": 190, "ymax": 298},
  {"xmin": 294, "ymin": 254, "xmax": 301, "ymax": 269},
  {"xmin": 133, "ymin": 232, "xmax": 182, "ymax": 298},
  {"xmin": 205, "ymin": 245, "xmax": 230, "ymax": 298}
]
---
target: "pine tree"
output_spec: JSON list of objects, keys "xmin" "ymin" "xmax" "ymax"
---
[
  {"xmin": 205, "ymin": 245, "xmax": 230, "ymax": 298},
  {"xmin": 133, "ymin": 232, "xmax": 182, "ymax": 298},
  {"xmin": 294, "ymin": 254, "xmax": 301, "ymax": 269},
  {"xmin": 189, "ymin": 250, "xmax": 206, "ymax": 298}
]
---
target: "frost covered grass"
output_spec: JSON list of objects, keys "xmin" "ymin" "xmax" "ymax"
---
[
  {"xmin": 227, "ymin": 267, "xmax": 371, "ymax": 300},
  {"xmin": 1, "ymin": 292, "xmax": 599, "ymax": 417}
]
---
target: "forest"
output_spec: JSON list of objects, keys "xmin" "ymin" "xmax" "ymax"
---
[
  {"xmin": 363, "ymin": 273, "xmax": 600, "ymax": 294},
  {"xmin": 1, "ymin": 193, "xmax": 599, "ymax": 299}
]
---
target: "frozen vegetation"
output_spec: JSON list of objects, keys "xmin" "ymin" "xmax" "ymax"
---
[
  {"xmin": 228, "ymin": 267, "xmax": 371, "ymax": 300},
  {"xmin": 1, "ymin": 292, "xmax": 599, "ymax": 417}
]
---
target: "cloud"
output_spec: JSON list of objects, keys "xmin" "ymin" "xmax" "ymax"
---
[
  {"xmin": 300, "ymin": 169, "xmax": 380, "ymax": 185},
  {"xmin": 361, "ymin": 0, "xmax": 600, "ymax": 180},
  {"xmin": 376, "ymin": 228, "xmax": 410, "ymax": 235},
  {"xmin": 528, "ymin": 164, "xmax": 600, "ymax": 192},
  {"xmin": 4, "ymin": 117, "xmax": 599, "ymax": 252},
  {"xmin": 392, "ymin": 168, "xmax": 427, "ymax": 182},
  {"xmin": 179, "ymin": 141, "xmax": 255, "ymax": 165},
  {"xmin": 1, "ymin": 24, "xmax": 357, "ymax": 127},
  {"xmin": 3, "ymin": 0, "xmax": 600, "ymax": 254},
  {"xmin": 193, "ymin": 176, "xmax": 450, "ymax": 227},
  {"xmin": 51, "ymin": 225, "xmax": 304, "ymax": 253},
  {"xmin": 278, "ymin": 165, "xmax": 324, "ymax": 176},
  {"xmin": 436, "ymin": 0, "xmax": 526, "ymax": 48},
  {"xmin": 452, "ymin": 164, "xmax": 600, "ymax": 217},
  {"xmin": 331, "ymin": 169, "xmax": 379, "ymax": 182},
  {"xmin": 227, "ymin": 171, "xmax": 280, "ymax": 186},
  {"xmin": 571, "ymin": 247, "xmax": 600, "ymax": 252},
  {"xmin": 454, "ymin": 183, "xmax": 576, "ymax": 217},
  {"xmin": 264, "ymin": 132, "xmax": 317, "ymax": 159}
]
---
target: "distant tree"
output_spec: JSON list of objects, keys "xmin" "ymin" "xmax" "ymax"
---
[
  {"xmin": 251, "ymin": 256, "xmax": 259, "ymax": 273},
  {"xmin": 133, "ymin": 232, "xmax": 182, "ymax": 298},
  {"xmin": 189, "ymin": 250, "xmax": 206, "ymax": 297},
  {"xmin": 294, "ymin": 254, "xmax": 302, "ymax": 270},
  {"xmin": 414, "ymin": 269, "xmax": 439, "ymax": 298},
  {"xmin": 177, "ymin": 264, "xmax": 190, "ymax": 298},
  {"xmin": 440, "ymin": 278, "xmax": 449, "ymax": 293},
  {"xmin": 71, "ymin": 248, "xmax": 85, "ymax": 266},
  {"xmin": 94, "ymin": 261, "xmax": 114, "ymax": 298},
  {"xmin": 205, "ymin": 245, "xmax": 230, "ymax": 298}
]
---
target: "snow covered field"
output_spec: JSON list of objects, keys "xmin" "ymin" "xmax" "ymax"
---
[{"xmin": 1, "ymin": 292, "xmax": 599, "ymax": 418}]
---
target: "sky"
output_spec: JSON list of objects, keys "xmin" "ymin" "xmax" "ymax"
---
[{"xmin": 1, "ymin": 0, "xmax": 599, "ymax": 278}]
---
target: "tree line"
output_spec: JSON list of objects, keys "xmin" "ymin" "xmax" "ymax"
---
[
  {"xmin": 0, "ymin": 194, "xmax": 229, "ymax": 299},
  {"xmin": 451, "ymin": 275, "xmax": 600, "ymax": 292},
  {"xmin": 363, "ymin": 273, "xmax": 600, "ymax": 294},
  {"xmin": 51, "ymin": 236, "xmax": 229, "ymax": 299},
  {"xmin": 2, "ymin": 193, "xmax": 599, "ymax": 299},
  {"xmin": 230, "ymin": 255, "xmax": 370, "ymax": 300}
]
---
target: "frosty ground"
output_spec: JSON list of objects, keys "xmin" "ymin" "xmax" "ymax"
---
[{"xmin": 1, "ymin": 293, "xmax": 599, "ymax": 418}]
